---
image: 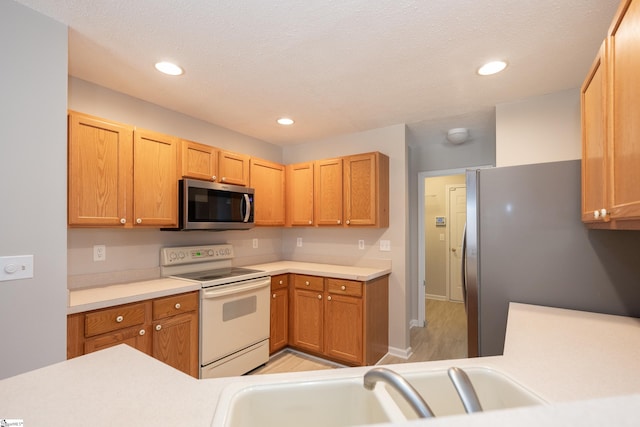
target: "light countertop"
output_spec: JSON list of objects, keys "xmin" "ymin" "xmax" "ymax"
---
[
  {"xmin": 3, "ymin": 302, "xmax": 640, "ymax": 426},
  {"xmin": 67, "ymin": 261, "xmax": 391, "ymax": 314}
]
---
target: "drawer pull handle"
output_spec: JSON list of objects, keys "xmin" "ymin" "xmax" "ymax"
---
[
  {"xmin": 155, "ymin": 325, "xmax": 162, "ymax": 331},
  {"xmin": 139, "ymin": 329, "xmax": 145, "ymax": 336},
  {"xmin": 174, "ymin": 303, "xmax": 181, "ymax": 310},
  {"xmin": 305, "ymin": 281, "xmax": 310, "ymax": 286},
  {"xmin": 341, "ymin": 285, "xmax": 346, "ymax": 291},
  {"xmin": 273, "ymin": 293, "xmax": 277, "ymax": 299},
  {"xmin": 116, "ymin": 315, "xmax": 124, "ymax": 323},
  {"xmin": 279, "ymin": 280, "xmax": 283, "ymax": 285}
]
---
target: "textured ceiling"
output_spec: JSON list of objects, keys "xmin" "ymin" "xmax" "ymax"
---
[{"xmin": 14, "ymin": 0, "xmax": 619, "ymax": 146}]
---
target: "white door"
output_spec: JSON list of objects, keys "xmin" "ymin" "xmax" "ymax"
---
[{"xmin": 447, "ymin": 185, "xmax": 466, "ymax": 302}]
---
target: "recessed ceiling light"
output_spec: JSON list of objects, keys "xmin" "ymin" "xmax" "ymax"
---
[
  {"xmin": 277, "ymin": 117, "xmax": 294, "ymax": 126},
  {"xmin": 477, "ymin": 60, "xmax": 507, "ymax": 76},
  {"xmin": 154, "ymin": 61, "xmax": 184, "ymax": 76}
]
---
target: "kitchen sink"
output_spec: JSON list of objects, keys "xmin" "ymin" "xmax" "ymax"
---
[{"xmin": 212, "ymin": 367, "xmax": 545, "ymax": 427}]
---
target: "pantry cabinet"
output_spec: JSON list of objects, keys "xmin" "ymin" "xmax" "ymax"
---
[
  {"xmin": 250, "ymin": 158, "xmax": 286, "ymax": 226},
  {"xmin": 286, "ymin": 162, "xmax": 315, "ymax": 226},
  {"xmin": 269, "ymin": 274, "xmax": 289, "ymax": 354},
  {"xmin": 67, "ymin": 291, "xmax": 199, "ymax": 378},
  {"xmin": 218, "ymin": 150, "xmax": 250, "ymax": 186},
  {"xmin": 315, "ymin": 158, "xmax": 344, "ymax": 226},
  {"xmin": 68, "ymin": 111, "xmax": 178, "ymax": 228},
  {"xmin": 180, "ymin": 139, "xmax": 218, "ymax": 181},
  {"xmin": 289, "ymin": 273, "xmax": 389, "ymax": 366},
  {"xmin": 581, "ymin": 0, "xmax": 640, "ymax": 229}
]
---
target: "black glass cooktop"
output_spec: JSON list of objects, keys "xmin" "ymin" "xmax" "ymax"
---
[{"xmin": 174, "ymin": 267, "xmax": 263, "ymax": 282}]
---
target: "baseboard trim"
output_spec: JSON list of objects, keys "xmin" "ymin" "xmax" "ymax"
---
[
  {"xmin": 385, "ymin": 345, "xmax": 413, "ymax": 360},
  {"xmin": 426, "ymin": 293, "xmax": 447, "ymax": 301}
]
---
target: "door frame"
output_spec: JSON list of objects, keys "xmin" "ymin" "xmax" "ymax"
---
[{"xmin": 417, "ymin": 168, "xmax": 467, "ymax": 326}]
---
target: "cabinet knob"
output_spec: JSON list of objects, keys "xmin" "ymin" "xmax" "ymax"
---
[
  {"xmin": 346, "ymin": 220, "xmax": 350, "ymax": 225},
  {"xmin": 116, "ymin": 315, "xmax": 124, "ymax": 323},
  {"xmin": 305, "ymin": 281, "xmax": 310, "ymax": 286},
  {"xmin": 136, "ymin": 218, "xmax": 142, "ymax": 224},
  {"xmin": 593, "ymin": 210, "xmax": 600, "ymax": 219},
  {"xmin": 279, "ymin": 280, "xmax": 283, "ymax": 285},
  {"xmin": 273, "ymin": 293, "xmax": 277, "ymax": 299},
  {"xmin": 337, "ymin": 220, "xmax": 341, "ymax": 224},
  {"xmin": 174, "ymin": 303, "xmax": 181, "ymax": 310},
  {"xmin": 308, "ymin": 220, "xmax": 312, "ymax": 225},
  {"xmin": 600, "ymin": 208, "xmax": 608, "ymax": 218},
  {"xmin": 120, "ymin": 218, "xmax": 126, "ymax": 224},
  {"xmin": 341, "ymin": 285, "xmax": 346, "ymax": 291},
  {"xmin": 155, "ymin": 324, "xmax": 162, "ymax": 331},
  {"xmin": 221, "ymin": 177, "xmax": 227, "ymax": 182},
  {"xmin": 317, "ymin": 294, "xmax": 322, "ymax": 299},
  {"xmin": 139, "ymin": 329, "xmax": 145, "ymax": 336},
  {"xmin": 327, "ymin": 295, "xmax": 332, "ymax": 301},
  {"xmin": 212, "ymin": 175, "xmax": 217, "ymax": 181}
]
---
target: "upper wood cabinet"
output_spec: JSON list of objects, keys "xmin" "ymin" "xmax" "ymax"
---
[
  {"xmin": 344, "ymin": 152, "xmax": 389, "ymax": 227},
  {"xmin": 133, "ymin": 128, "xmax": 178, "ymax": 227},
  {"xmin": 286, "ymin": 162, "xmax": 315, "ymax": 226},
  {"xmin": 250, "ymin": 158, "xmax": 286, "ymax": 226},
  {"xmin": 315, "ymin": 158, "xmax": 344, "ymax": 226},
  {"xmin": 581, "ymin": 0, "xmax": 640, "ymax": 229},
  {"xmin": 219, "ymin": 150, "xmax": 250, "ymax": 186},
  {"xmin": 180, "ymin": 139, "xmax": 218, "ymax": 181},
  {"xmin": 68, "ymin": 112, "xmax": 178, "ymax": 228},
  {"xmin": 68, "ymin": 111, "xmax": 133, "ymax": 227}
]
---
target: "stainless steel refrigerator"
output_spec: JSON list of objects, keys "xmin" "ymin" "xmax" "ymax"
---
[{"xmin": 464, "ymin": 159, "xmax": 640, "ymax": 357}]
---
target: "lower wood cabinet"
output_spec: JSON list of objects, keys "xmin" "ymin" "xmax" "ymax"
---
[
  {"xmin": 269, "ymin": 274, "xmax": 289, "ymax": 354},
  {"xmin": 68, "ymin": 291, "xmax": 199, "ymax": 378},
  {"xmin": 289, "ymin": 273, "xmax": 389, "ymax": 366}
]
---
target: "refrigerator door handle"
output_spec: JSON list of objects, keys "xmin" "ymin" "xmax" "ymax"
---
[{"xmin": 461, "ymin": 222, "xmax": 467, "ymax": 311}]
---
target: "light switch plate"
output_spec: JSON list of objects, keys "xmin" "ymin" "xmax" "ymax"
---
[
  {"xmin": 379, "ymin": 240, "xmax": 391, "ymax": 252},
  {"xmin": 252, "ymin": 238, "xmax": 258, "ymax": 249},
  {"xmin": 0, "ymin": 255, "xmax": 34, "ymax": 281}
]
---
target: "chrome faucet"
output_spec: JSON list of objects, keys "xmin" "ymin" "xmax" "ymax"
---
[
  {"xmin": 447, "ymin": 367, "xmax": 483, "ymax": 413},
  {"xmin": 363, "ymin": 367, "xmax": 435, "ymax": 418}
]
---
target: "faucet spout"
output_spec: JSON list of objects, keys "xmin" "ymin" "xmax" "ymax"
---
[
  {"xmin": 447, "ymin": 367, "xmax": 483, "ymax": 413},
  {"xmin": 363, "ymin": 367, "xmax": 434, "ymax": 419}
]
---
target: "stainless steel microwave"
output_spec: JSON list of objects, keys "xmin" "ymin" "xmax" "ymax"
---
[{"xmin": 163, "ymin": 179, "xmax": 255, "ymax": 231}]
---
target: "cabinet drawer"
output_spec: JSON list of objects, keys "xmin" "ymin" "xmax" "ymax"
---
[
  {"xmin": 326, "ymin": 278, "xmax": 363, "ymax": 297},
  {"xmin": 293, "ymin": 274, "xmax": 324, "ymax": 291},
  {"xmin": 271, "ymin": 274, "xmax": 289, "ymax": 291},
  {"xmin": 84, "ymin": 302, "xmax": 147, "ymax": 337},
  {"xmin": 153, "ymin": 292, "xmax": 198, "ymax": 320}
]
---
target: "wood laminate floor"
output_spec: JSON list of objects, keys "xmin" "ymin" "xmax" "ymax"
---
[{"xmin": 249, "ymin": 298, "xmax": 467, "ymax": 375}]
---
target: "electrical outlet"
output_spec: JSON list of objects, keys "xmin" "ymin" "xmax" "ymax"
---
[
  {"xmin": 93, "ymin": 245, "xmax": 106, "ymax": 262},
  {"xmin": 379, "ymin": 240, "xmax": 391, "ymax": 252},
  {"xmin": 252, "ymin": 238, "xmax": 258, "ymax": 249},
  {"xmin": 296, "ymin": 237, "xmax": 303, "ymax": 247},
  {"xmin": 440, "ymin": 234, "xmax": 445, "ymax": 241},
  {"xmin": 358, "ymin": 240, "xmax": 365, "ymax": 250}
]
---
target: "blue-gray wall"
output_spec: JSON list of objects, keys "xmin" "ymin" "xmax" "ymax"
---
[{"xmin": 0, "ymin": 1, "xmax": 68, "ymax": 379}]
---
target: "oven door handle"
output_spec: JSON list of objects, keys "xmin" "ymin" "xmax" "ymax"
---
[{"xmin": 201, "ymin": 278, "xmax": 269, "ymax": 299}]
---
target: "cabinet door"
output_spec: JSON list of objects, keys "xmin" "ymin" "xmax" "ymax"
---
[
  {"xmin": 270, "ymin": 286, "xmax": 289, "ymax": 354},
  {"xmin": 68, "ymin": 111, "xmax": 133, "ymax": 227},
  {"xmin": 84, "ymin": 324, "xmax": 151, "ymax": 355},
  {"xmin": 324, "ymin": 294, "xmax": 363, "ymax": 365},
  {"xmin": 180, "ymin": 139, "xmax": 218, "ymax": 181},
  {"xmin": 581, "ymin": 41, "xmax": 608, "ymax": 223},
  {"xmin": 219, "ymin": 150, "xmax": 250, "ymax": 186},
  {"xmin": 133, "ymin": 128, "xmax": 178, "ymax": 227},
  {"xmin": 608, "ymin": 0, "xmax": 640, "ymax": 220},
  {"xmin": 250, "ymin": 158, "xmax": 286, "ymax": 226},
  {"xmin": 152, "ymin": 311, "xmax": 199, "ymax": 378},
  {"xmin": 290, "ymin": 288, "xmax": 324, "ymax": 354},
  {"xmin": 343, "ymin": 152, "xmax": 389, "ymax": 227},
  {"xmin": 286, "ymin": 162, "xmax": 315, "ymax": 226},
  {"xmin": 315, "ymin": 158, "xmax": 343, "ymax": 226}
]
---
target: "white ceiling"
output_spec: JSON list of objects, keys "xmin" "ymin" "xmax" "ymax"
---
[{"xmin": 15, "ymin": 0, "xmax": 619, "ymax": 146}]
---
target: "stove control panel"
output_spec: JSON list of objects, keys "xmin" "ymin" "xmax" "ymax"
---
[{"xmin": 161, "ymin": 244, "xmax": 234, "ymax": 266}]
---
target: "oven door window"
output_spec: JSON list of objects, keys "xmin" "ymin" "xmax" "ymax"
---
[{"xmin": 222, "ymin": 296, "xmax": 257, "ymax": 321}]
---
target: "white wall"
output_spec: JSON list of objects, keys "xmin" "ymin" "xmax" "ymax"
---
[
  {"xmin": 0, "ymin": 1, "xmax": 68, "ymax": 379},
  {"xmin": 496, "ymin": 88, "xmax": 581, "ymax": 167},
  {"xmin": 283, "ymin": 124, "xmax": 410, "ymax": 356}
]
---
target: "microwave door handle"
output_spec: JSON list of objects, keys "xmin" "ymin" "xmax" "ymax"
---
[{"xmin": 243, "ymin": 194, "xmax": 251, "ymax": 222}]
